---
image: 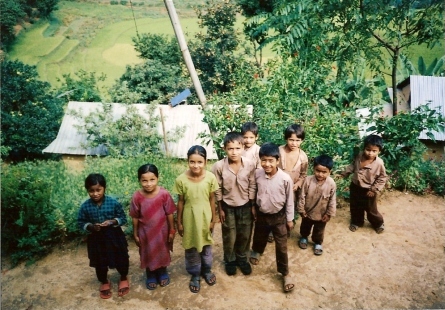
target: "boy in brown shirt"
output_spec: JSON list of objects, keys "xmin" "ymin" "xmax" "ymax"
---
[
  {"xmin": 298, "ymin": 155, "xmax": 336, "ymax": 255},
  {"xmin": 241, "ymin": 121, "xmax": 261, "ymax": 169},
  {"xmin": 341, "ymin": 134, "xmax": 388, "ymax": 234},
  {"xmin": 249, "ymin": 142, "xmax": 294, "ymax": 292},
  {"xmin": 212, "ymin": 132, "xmax": 257, "ymax": 276}
]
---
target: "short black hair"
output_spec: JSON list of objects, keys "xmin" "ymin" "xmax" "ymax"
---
[
  {"xmin": 223, "ymin": 132, "xmax": 244, "ymax": 147},
  {"xmin": 313, "ymin": 155, "xmax": 334, "ymax": 170},
  {"xmin": 284, "ymin": 124, "xmax": 305, "ymax": 140},
  {"xmin": 241, "ymin": 122, "xmax": 259, "ymax": 136},
  {"xmin": 187, "ymin": 145, "xmax": 207, "ymax": 160},
  {"xmin": 363, "ymin": 134, "xmax": 383, "ymax": 151},
  {"xmin": 138, "ymin": 163, "xmax": 159, "ymax": 180},
  {"xmin": 259, "ymin": 142, "xmax": 280, "ymax": 160},
  {"xmin": 84, "ymin": 173, "xmax": 106, "ymax": 189}
]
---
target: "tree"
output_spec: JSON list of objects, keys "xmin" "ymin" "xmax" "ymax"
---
[
  {"xmin": 133, "ymin": 33, "xmax": 182, "ymax": 65},
  {"xmin": 110, "ymin": 59, "xmax": 189, "ymax": 104},
  {"xmin": 189, "ymin": 0, "xmax": 256, "ymax": 94},
  {"xmin": 244, "ymin": 0, "xmax": 444, "ymax": 115},
  {"xmin": 1, "ymin": 60, "xmax": 64, "ymax": 161},
  {"xmin": 0, "ymin": 0, "xmax": 26, "ymax": 48},
  {"xmin": 57, "ymin": 70, "xmax": 105, "ymax": 102}
]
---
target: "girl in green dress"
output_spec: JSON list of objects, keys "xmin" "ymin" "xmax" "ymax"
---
[{"xmin": 174, "ymin": 145, "xmax": 219, "ymax": 293}]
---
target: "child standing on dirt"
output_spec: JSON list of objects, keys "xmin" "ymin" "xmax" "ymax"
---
[
  {"xmin": 174, "ymin": 145, "xmax": 219, "ymax": 293},
  {"xmin": 241, "ymin": 121, "xmax": 261, "ymax": 169},
  {"xmin": 129, "ymin": 164, "xmax": 176, "ymax": 290},
  {"xmin": 341, "ymin": 134, "xmax": 388, "ymax": 234},
  {"xmin": 212, "ymin": 132, "xmax": 256, "ymax": 276},
  {"xmin": 249, "ymin": 142, "xmax": 295, "ymax": 293},
  {"xmin": 77, "ymin": 173, "xmax": 130, "ymax": 299},
  {"xmin": 271, "ymin": 124, "xmax": 308, "ymax": 243},
  {"xmin": 298, "ymin": 155, "xmax": 336, "ymax": 256}
]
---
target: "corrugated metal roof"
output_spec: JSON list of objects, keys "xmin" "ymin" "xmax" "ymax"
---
[
  {"xmin": 43, "ymin": 101, "xmax": 226, "ymax": 159},
  {"xmin": 410, "ymin": 75, "xmax": 445, "ymax": 141}
]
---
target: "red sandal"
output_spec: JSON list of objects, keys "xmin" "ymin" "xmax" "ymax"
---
[
  {"xmin": 118, "ymin": 279, "xmax": 130, "ymax": 297},
  {"xmin": 99, "ymin": 281, "xmax": 112, "ymax": 299}
]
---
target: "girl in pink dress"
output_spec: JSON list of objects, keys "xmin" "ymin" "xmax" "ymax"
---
[{"xmin": 130, "ymin": 164, "xmax": 176, "ymax": 290}]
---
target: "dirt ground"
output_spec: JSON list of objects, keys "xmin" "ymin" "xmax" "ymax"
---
[{"xmin": 2, "ymin": 190, "xmax": 445, "ymax": 310}]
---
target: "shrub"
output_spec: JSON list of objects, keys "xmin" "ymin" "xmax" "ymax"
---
[
  {"xmin": 120, "ymin": 0, "xmax": 127, "ymax": 5},
  {"xmin": 110, "ymin": 0, "xmax": 118, "ymax": 4}
]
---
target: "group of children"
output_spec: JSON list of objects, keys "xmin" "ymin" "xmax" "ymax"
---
[{"xmin": 77, "ymin": 122, "xmax": 388, "ymax": 298}]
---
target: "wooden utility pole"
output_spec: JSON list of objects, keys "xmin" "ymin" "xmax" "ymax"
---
[{"xmin": 164, "ymin": 0, "xmax": 207, "ymax": 108}]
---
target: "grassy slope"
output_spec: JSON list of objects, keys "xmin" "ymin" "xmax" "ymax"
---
[{"xmin": 7, "ymin": 0, "xmax": 444, "ymax": 95}]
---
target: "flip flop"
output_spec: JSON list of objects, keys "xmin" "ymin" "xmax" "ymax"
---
[
  {"xmin": 283, "ymin": 275, "xmax": 295, "ymax": 293},
  {"xmin": 145, "ymin": 274, "xmax": 158, "ymax": 290},
  {"xmin": 249, "ymin": 251, "xmax": 260, "ymax": 265},
  {"xmin": 349, "ymin": 224, "xmax": 358, "ymax": 232},
  {"xmin": 298, "ymin": 237, "xmax": 308, "ymax": 249},
  {"xmin": 376, "ymin": 224, "xmax": 385, "ymax": 234},
  {"xmin": 314, "ymin": 244, "xmax": 323, "ymax": 256},
  {"xmin": 189, "ymin": 275, "xmax": 201, "ymax": 293},
  {"xmin": 118, "ymin": 279, "xmax": 130, "ymax": 297},
  {"xmin": 158, "ymin": 272, "xmax": 171, "ymax": 287},
  {"xmin": 99, "ymin": 280, "xmax": 112, "ymax": 299},
  {"xmin": 202, "ymin": 271, "xmax": 216, "ymax": 286}
]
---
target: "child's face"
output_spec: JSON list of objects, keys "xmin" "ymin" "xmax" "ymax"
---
[
  {"xmin": 188, "ymin": 153, "xmax": 206, "ymax": 176},
  {"xmin": 87, "ymin": 184, "xmax": 105, "ymax": 204},
  {"xmin": 286, "ymin": 134, "xmax": 303, "ymax": 151},
  {"xmin": 243, "ymin": 131, "xmax": 258, "ymax": 148},
  {"xmin": 260, "ymin": 155, "xmax": 279, "ymax": 175},
  {"xmin": 224, "ymin": 141, "xmax": 243, "ymax": 163},
  {"xmin": 314, "ymin": 164, "xmax": 331, "ymax": 183},
  {"xmin": 363, "ymin": 144, "xmax": 380, "ymax": 160},
  {"xmin": 139, "ymin": 172, "xmax": 158, "ymax": 194}
]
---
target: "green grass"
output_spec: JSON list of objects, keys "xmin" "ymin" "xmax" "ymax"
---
[{"xmin": 7, "ymin": 0, "xmax": 444, "ymax": 97}]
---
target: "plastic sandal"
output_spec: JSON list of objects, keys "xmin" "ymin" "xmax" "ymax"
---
[
  {"xmin": 99, "ymin": 281, "xmax": 112, "ymax": 299},
  {"xmin": 118, "ymin": 279, "xmax": 130, "ymax": 297},
  {"xmin": 202, "ymin": 271, "xmax": 216, "ymax": 286},
  {"xmin": 158, "ymin": 272, "xmax": 171, "ymax": 287},
  {"xmin": 145, "ymin": 274, "xmax": 158, "ymax": 290},
  {"xmin": 189, "ymin": 276, "xmax": 201, "ymax": 293},
  {"xmin": 298, "ymin": 238, "xmax": 308, "ymax": 249},
  {"xmin": 349, "ymin": 224, "xmax": 358, "ymax": 232},
  {"xmin": 283, "ymin": 275, "xmax": 295, "ymax": 292},
  {"xmin": 314, "ymin": 244, "xmax": 323, "ymax": 256},
  {"xmin": 249, "ymin": 250, "xmax": 260, "ymax": 265}
]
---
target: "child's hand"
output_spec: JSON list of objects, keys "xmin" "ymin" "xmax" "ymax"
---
[
  {"xmin": 219, "ymin": 209, "xmax": 226, "ymax": 223},
  {"xmin": 293, "ymin": 183, "xmax": 299, "ymax": 191},
  {"xmin": 321, "ymin": 214, "xmax": 331, "ymax": 223},
  {"xmin": 251, "ymin": 206, "xmax": 257, "ymax": 221},
  {"xmin": 209, "ymin": 222, "xmax": 215, "ymax": 234},
  {"xmin": 299, "ymin": 212, "xmax": 307, "ymax": 218},
  {"xmin": 134, "ymin": 235, "xmax": 141, "ymax": 247},
  {"xmin": 93, "ymin": 223, "xmax": 102, "ymax": 231},
  {"xmin": 177, "ymin": 223, "xmax": 184, "ymax": 237},
  {"xmin": 168, "ymin": 232, "xmax": 175, "ymax": 243},
  {"xmin": 286, "ymin": 221, "xmax": 294, "ymax": 232},
  {"xmin": 366, "ymin": 190, "xmax": 376, "ymax": 197},
  {"xmin": 100, "ymin": 220, "xmax": 114, "ymax": 227}
]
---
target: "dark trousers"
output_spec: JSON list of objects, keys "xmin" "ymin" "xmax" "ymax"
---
[
  {"xmin": 95, "ymin": 264, "xmax": 128, "ymax": 284},
  {"xmin": 300, "ymin": 216, "xmax": 327, "ymax": 244},
  {"xmin": 251, "ymin": 209, "xmax": 289, "ymax": 276},
  {"xmin": 221, "ymin": 202, "xmax": 253, "ymax": 263},
  {"xmin": 350, "ymin": 182, "xmax": 384, "ymax": 229}
]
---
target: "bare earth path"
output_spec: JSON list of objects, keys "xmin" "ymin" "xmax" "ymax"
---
[{"xmin": 2, "ymin": 191, "xmax": 444, "ymax": 309}]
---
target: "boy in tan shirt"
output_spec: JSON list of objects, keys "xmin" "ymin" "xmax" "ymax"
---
[
  {"xmin": 212, "ymin": 132, "xmax": 257, "ymax": 276},
  {"xmin": 249, "ymin": 142, "xmax": 294, "ymax": 292},
  {"xmin": 241, "ymin": 122, "xmax": 261, "ymax": 169},
  {"xmin": 298, "ymin": 155, "xmax": 336, "ymax": 255},
  {"xmin": 341, "ymin": 134, "xmax": 388, "ymax": 234}
]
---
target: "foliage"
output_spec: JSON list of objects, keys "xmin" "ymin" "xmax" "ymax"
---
[
  {"xmin": 420, "ymin": 158, "xmax": 445, "ymax": 195},
  {"xmin": 70, "ymin": 102, "xmax": 184, "ymax": 158},
  {"xmin": 244, "ymin": 0, "xmax": 444, "ymax": 114},
  {"xmin": 398, "ymin": 55, "xmax": 445, "ymax": 80},
  {"xmin": 132, "ymin": 33, "xmax": 182, "ymax": 65},
  {"xmin": 0, "ymin": 0, "xmax": 59, "ymax": 49},
  {"xmin": 366, "ymin": 104, "xmax": 445, "ymax": 193},
  {"xmin": 57, "ymin": 70, "xmax": 106, "ymax": 102},
  {"xmin": 1, "ymin": 161, "xmax": 67, "ymax": 265},
  {"xmin": 1, "ymin": 155, "xmax": 186, "ymax": 265},
  {"xmin": 189, "ymin": 0, "xmax": 257, "ymax": 94},
  {"xmin": 110, "ymin": 59, "xmax": 189, "ymax": 104},
  {"xmin": 0, "ymin": 60, "xmax": 64, "ymax": 161}
]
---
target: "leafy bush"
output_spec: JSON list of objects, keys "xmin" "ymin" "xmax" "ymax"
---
[
  {"xmin": 110, "ymin": 0, "xmax": 118, "ymax": 4},
  {"xmin": 120, "ymin": 0, "xmax": 127, "ymax": 5},
  {"xmin": 1, "ymin": 155, "xmax": 186, "ymax": 265}
]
